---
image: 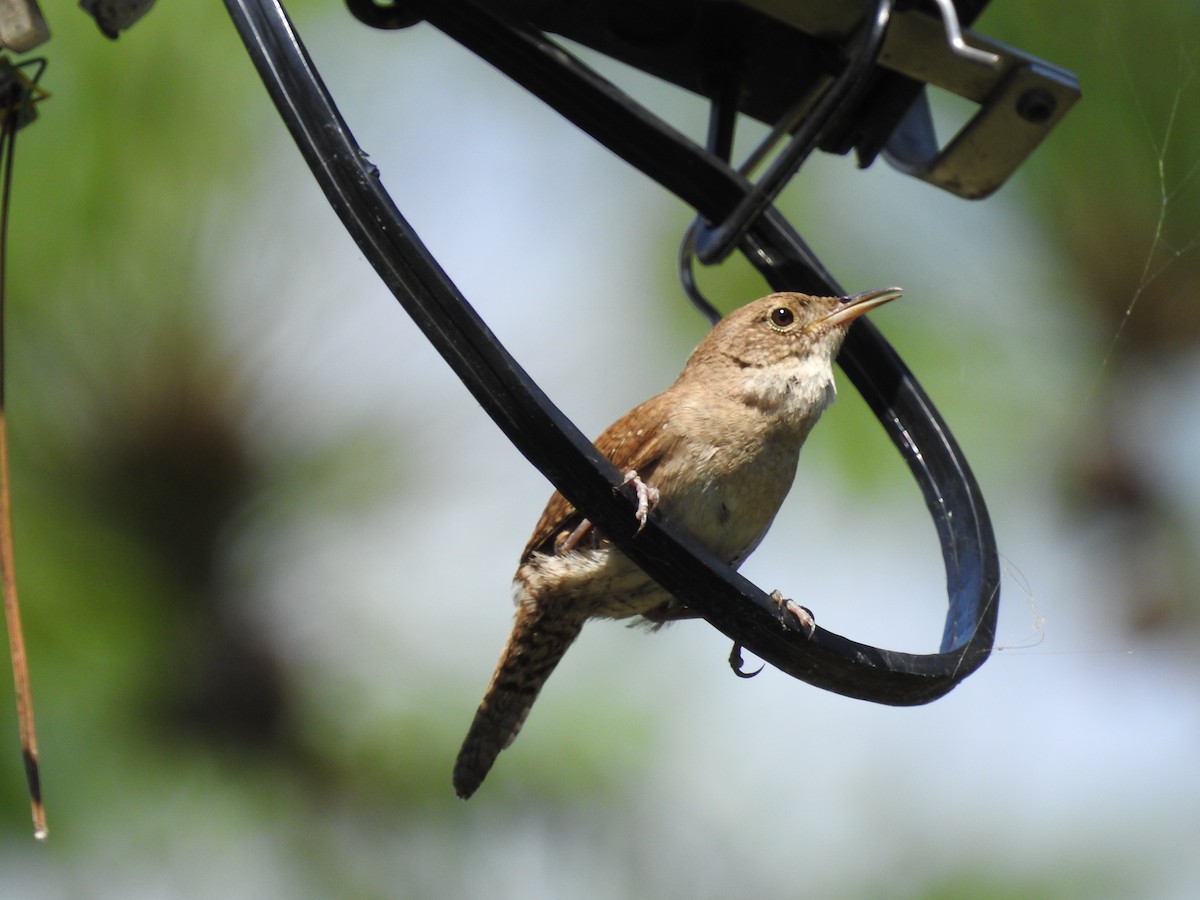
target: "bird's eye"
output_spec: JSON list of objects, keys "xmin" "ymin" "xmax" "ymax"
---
[{"xmin": 770, "ymin": 306, "xmax": 795, "ymax": 328}]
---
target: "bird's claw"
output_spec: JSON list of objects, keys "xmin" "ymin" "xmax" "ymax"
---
[
  {"xmin": 728, "ymin": 643, "xmax": 764, "ymax": 679},
  {"xmin": 621, "ymin": 470, "xmax": 660, "ymax": 533},
  {"xmin": 771, "ymin": 590, "xmax": 816, "ymax": 637}
]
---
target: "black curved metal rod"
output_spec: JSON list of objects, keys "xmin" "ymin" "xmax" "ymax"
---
[
  {"xmin": 224, "ymin": 0, "xmax": 998, "ymax": 705},
  {"xmin": 422, "ymin": 1, "xmax": 1000, "ymax": 677}
]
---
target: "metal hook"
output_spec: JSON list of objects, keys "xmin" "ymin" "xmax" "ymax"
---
[
  {"xmin": 678, "ymin": 78, "xmax": 739, "ymax": 324},
  {"xmin": 678, "ymin": 220, "xmax": 722, "ymax": 325},
  {"xmin": 928, "ymin": 0, "xmax": 1000, "ymax": 68}
]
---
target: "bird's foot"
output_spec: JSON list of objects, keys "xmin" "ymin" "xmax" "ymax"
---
[
  {"xmin": 726, "ymin": 593, "xmax": 813, "ymax": 678},
  {"xmin": 621, "ymin": 469, "xmax": 660, "ymax": 533},
  {"xmin": 771, "ymin": 590, "xmax": 816, "ymax": 637}
]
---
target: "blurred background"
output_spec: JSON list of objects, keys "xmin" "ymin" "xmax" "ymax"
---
[{"xmin": 0, "ymin": 1, "xmax": 1197, "ymax": 897}]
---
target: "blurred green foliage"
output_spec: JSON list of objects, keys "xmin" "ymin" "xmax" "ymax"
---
[{"xmin": 3, "ymin": 0, "xmax": 306, "ymax": 845}]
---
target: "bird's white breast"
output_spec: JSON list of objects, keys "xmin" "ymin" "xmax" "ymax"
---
[{"xmin": 738, "ymin": 353, "xmax": 837, "ymax": 422}]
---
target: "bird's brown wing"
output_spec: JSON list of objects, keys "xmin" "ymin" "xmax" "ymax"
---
[{"xmin": 520, "ymin": 390, "xmax": 679, "ymax": 562}]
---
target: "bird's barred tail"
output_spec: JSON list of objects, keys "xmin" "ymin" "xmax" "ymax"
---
[{"xmin": 453, "ymin": 600, "xmax": 584, "ymax": 799}]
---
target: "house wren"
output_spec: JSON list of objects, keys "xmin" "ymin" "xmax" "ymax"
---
[{"xmin": 453, "ymin": 287, "xmax": 902, "ymax": 799}]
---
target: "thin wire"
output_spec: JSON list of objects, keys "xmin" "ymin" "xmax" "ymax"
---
[{"xmin": 0, "ymin": 71, "xmax": 46, "ymax": 841}]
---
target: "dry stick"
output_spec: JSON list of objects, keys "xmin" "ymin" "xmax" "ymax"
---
[
  {"xmin": 0, "ymin": 93, "xmax": 45, "ymax": 840},
  {"xmin": 0, "ymin": 412, "xmax": 42, "ymax": 839}
]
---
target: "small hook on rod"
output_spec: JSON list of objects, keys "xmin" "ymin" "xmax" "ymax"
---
[{"xmin": 928, "ymin": 0, "xmax": 1000, "ymax": 68}]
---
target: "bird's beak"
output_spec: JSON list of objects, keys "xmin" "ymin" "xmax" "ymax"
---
[{"xmin": 808, "ymin": 286, "xmax": 903, "ymax": 332}]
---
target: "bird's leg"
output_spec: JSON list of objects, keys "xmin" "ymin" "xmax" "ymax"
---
[
  {"xmin": 556, "ymin": 518, "xmax": 594, "ymax": 555},
  {"xmin": 770, "ymin": 589, "xmax": 816, "ymax": 637},
  {"xmin": 621, "ymin": 470, "xmax": 660, "ymax": 533}
]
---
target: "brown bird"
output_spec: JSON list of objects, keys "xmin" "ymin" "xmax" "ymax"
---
[{"xmin": 453, "ymin": 287, "xmax": 902, "ymax": 798}]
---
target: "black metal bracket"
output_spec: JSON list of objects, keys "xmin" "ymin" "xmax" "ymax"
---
[
  {"xmin": 473, "ymin": 1, "xmax": 1079, "ymax": 202},
  {"xmin": 224, "ymin": 0, "xmax": 1019, "ymax": 705}
]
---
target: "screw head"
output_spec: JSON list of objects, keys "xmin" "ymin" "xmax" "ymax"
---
[{"xmin": 1016, "ymin": 89, "xmax": 1057, "ymax": 124}]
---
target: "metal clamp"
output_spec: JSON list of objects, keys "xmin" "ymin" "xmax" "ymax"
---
[{"xmin": 748, "ymin": 0, "xmax": 1080, "ymax": 198}]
